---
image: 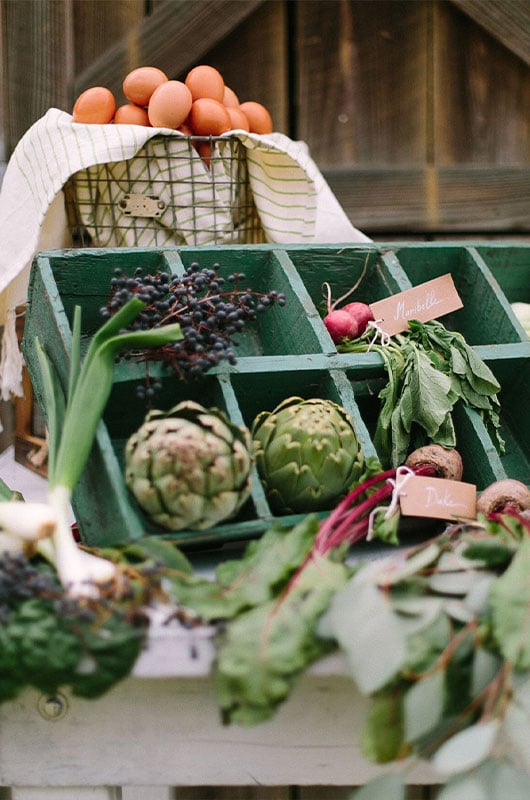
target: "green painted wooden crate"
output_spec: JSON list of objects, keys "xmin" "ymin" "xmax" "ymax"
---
[{"xmin": 22, "ymin": 242, "xmax": 530, "ymax": 548}]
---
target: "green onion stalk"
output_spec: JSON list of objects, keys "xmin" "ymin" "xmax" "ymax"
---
[{"xmin": 0, "ymin": 298, "xmax": 182, "ymax": 596}]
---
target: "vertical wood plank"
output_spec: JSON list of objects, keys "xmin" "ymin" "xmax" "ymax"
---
[
  {"xmin": 433, "ymin": 1, "xmax": 530, "ymax": 165},
  {"xmin": 0, "ymin": 0, "xmax": 6, "ymax": 175},
  {"xmin": 297, "ymin": 789, "xmax": 354, "ymax": 799},
  {"xmin": 295, "ymin": 0, "xmax": 430, "ymax": 168},
  {"xmin": 72, "ymin": 0, "xmax": 146, "ymax": 77},
  {"xmin": 297, "ymin": 786, "xmax": 435, "ymax": 799},
  {"xmin": 192, "ymin": 1, "xmax": 289, "ymax": 136},
  {"xmin": 1, "ymin": 0, "xmax": 74, "ymax": 155},
  {"xmin": 175, "ymin": 790, "xmax": 290, "ymax": 800}
]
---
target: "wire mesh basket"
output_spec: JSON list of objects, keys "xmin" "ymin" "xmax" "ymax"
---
[{"xmin": 64, "ymin": 134, "xmax": 267, "ymax": 248}]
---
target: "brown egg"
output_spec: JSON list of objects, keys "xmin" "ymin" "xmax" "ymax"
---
[
  {"xmin": 226, "ymin": 106, "xmax": 250, "ymax": 132},
  {"xmin": 114, "ymin": 104, "xmax": 150, "ymax": 126},
  {"xmin": 239, "ymin": 101, "xmax": 273, "ymax": 134},
  {"xmin": 190, "ymin": 98, "xmax": 231, "ymax": 136},
  {"xmin": 185, "ymin": 65, "xmax": 225, "ymax": 102},
  {"xmin": 72, "ymin": 87, "xmax": 116, "ymax": 124},
  {"xmin": 196, "ymin": 141, "xmax": 212, "ymax": 167},
  {"xmin": 177, "ymin": 122, "xmax": 193, "ymax": 136},
  {"xmin": 148, "ymin": 80, "xmax": 193, "ymax": 129},
  {"xmin": 123, "ymin": 66, "xmax": 168, "ymax": 107},
  {"xmin": 223, "ymin": 85, "xmax": 240, "ymax": 108}
]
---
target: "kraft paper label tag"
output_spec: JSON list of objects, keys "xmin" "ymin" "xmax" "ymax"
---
[
  {"xmin": 399, "ymin": 475, "xmax": 477, "ymax": 521},
  {"xmin": 369, "ymin": 274, "xmax": 463, "ymax": 336}
]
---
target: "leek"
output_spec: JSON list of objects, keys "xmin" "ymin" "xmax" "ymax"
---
[{"xmin": 0, "ymin": 298, "xmax": 182, "ymax": 596}]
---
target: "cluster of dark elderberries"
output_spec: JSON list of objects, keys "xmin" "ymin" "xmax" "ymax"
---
[
  {"xmin": 0, "ymin": 552, "xmax": 60, "ymax": 623},
  {"xmin": 100, "ymin": 261, "xmax": 286, "ymax": 395}
]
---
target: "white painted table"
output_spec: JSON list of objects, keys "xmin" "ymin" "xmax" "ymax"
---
[
  {"xmin": 0, "ymin": 448, "xmax": 437, "ymax": 800},
  {"xmin": 0, "ymin": 636, "xmax": 438, "ymax": 800}
]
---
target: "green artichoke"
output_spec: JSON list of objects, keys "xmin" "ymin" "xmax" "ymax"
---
[
  {"xmin": 125, "ymin": 401, "xmax": 254, "ymax": 531},
  {"xmin": 252, "ymin": 396, "xmax": 364, "ymax": 515}
]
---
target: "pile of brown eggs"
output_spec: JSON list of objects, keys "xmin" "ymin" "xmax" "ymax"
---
[{"xmin": 72, "ymin": 64, "xmax": 274, "ymax": 137}]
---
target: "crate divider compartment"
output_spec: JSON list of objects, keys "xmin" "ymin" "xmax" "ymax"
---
[
  {"xmin": 21, "ymin": 242, "xmax": 530, "ymax": 549},
  {"xmin": 285, "ymin": 245, "xmax": 412, "ymax": 321},
  {"xmin": 390, "ymin": 243, "xmax": 527, "ymax": 346}
]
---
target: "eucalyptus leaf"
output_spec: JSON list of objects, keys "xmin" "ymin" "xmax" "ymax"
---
[
  {"xmin": 444, "ymin": 629, "xmax": 474, "ymax": 715},
  {"xmin": 443, "ymin": 599, "xmax": 473, "ymax": 624},
  {"xmin": 429, "ymin": 568, "xmax": 478, "ymax": 596},
  {"xmin": 461, "ymin": 536, "xmax": 516, "ymax": 568},
  {"xmin": 378, "ymin": 541, "xmax": 440, "ymax": 586},
  {"xmin": 391, "ymin": 595, "xmax": 444, "ymax": 636},
  {"xmin": 503, "ymin": 703, "xmax": 530, "ymax": 774},
  {"xmin": 405, "ymin": 613, "xmax": 451, "ymax": 674},
  {"xmin": 465, "ymin": 573, "xmax": 496, "ymax": 616},
  {"xmin": 361, "ymin": 689, "xmax": 405, "ymax": 763},
  {"xmin": 351, "ymin": 772, "xmax": 405, "ymax": 800},
  {"xmin": 327, "ymin": 562, "xmax": 406, "ymax": 694},
  {"xmin": 437, "ymin": 757, "xmax": 530, "ymax": 800},
  {"xmin": 471, "ymin": 648, "xmax": 502, "ymax": 698},
  {"xmin": 403, "ymin": 669, "xmax": 445, "ymax": 742},
  {"xmin": 432, "ymin": 720, "xmax": 500, "ymax": 775},
  {"xmin": 491, "ymin": 539, "xmax": 530, "ymax": 669},
  {"xmin": 512, "ymin": 674, "xmax": 530, "ymax": 714}
]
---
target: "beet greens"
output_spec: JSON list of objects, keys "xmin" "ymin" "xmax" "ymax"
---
[{"xmin": 338, "ymin": 318, "xmax": 504, "ymax": 468}]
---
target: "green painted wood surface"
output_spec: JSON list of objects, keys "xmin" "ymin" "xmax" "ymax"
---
[{"xmin": 22, "ymin": 242, "xmax": 530, "ymax": 548}]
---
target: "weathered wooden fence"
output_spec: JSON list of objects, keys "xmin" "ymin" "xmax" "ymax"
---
[{"xmin": 2, "ymin": 0, "xmax": 530, "ymax": 236}]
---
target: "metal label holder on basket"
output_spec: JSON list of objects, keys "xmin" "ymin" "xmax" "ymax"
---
[{"xmin": 64, "ymin": 134, "xmax": 267, "ymax": 248}]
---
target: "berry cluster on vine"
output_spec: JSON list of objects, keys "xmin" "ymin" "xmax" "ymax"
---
[{"xmin": 100, "ymin": 262, "xmax": 286, "ymax": 394}]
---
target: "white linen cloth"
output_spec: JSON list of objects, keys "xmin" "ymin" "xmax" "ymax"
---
[{"xmin": 0, "ymin": 107, "xmax": 370, "ymax": 406}]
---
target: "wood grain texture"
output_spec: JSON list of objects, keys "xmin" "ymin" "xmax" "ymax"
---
[
  {"xmin": 325, "ymin": 166, "xmax": 530, "ymax": 233},
  {"xmin": 71, "ymin": 0, "xmax": 265, "ymax": 107},
  {"xmin": 295, "ymin": 1, "xmax": 429, "ymax": 167},
  {"xmin": 72, "ymin": 0, "xmax": 146, "ymax": 76},
  {"xmin": 433, "ymin": 2, "xmax": 530, "ymax": 164},
  {"xmin": 198, "ymin": 1, "xmax": 288, "ymax": 136},
  {"xmin": 450, "ymin": 0, "xmax": 530, "ymax": 66},
  {"xmin": 0, "ymin": 676, "xmax": 438, "ymax": 788},
  {"xmin": 2, "ymin": 0, "xmax": 73, "ymax": 154}
]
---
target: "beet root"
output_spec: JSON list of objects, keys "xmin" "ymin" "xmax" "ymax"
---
[
  {"xmin": 405, "ymin": 444, "xmax": 464, "ymax": 481},
  {"xmin": 476, "ymin": 478, "xmax": 530, "ymax": 515}
]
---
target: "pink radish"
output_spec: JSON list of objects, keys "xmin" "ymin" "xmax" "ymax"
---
[
  {"xmin": 321, "ymin": 255, "xmax": 374, "ymax": 344},
  {"xmin": 323, "ymin": 309, "xmax": 359, "ymax": 343},
  {"xmin": 341, "ymin": 301, "xmax": 374, "ymax": 335}
]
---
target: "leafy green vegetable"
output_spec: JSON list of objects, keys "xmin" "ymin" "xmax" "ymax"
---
[
  {"xmin": 214, "ymin": 552, "xmax": 348, "ymax": 724},
  {"xmin": 339, "ymin": 318, "xmax": 503, "ymax": 467},
  {"xmin": 0, "ymin": 591, "xmax": 147, "ymax": 702},
  {"xmin": 169, "ymin": 518, "xmax": 319, "ymax": 621}
]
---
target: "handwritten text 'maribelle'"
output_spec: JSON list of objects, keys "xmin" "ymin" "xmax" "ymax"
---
[{"xmin": 393, "ymin": 290, "xmax": 443, "ymax": 322}]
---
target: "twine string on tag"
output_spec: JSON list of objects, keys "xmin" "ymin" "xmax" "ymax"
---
[
  {"xmin": 366, "ymin": 465, "xmax": 416, "ymax": 541},
  {"xmin": 366, "ymin": 318, "xmax": 392, "ymax": 349}
]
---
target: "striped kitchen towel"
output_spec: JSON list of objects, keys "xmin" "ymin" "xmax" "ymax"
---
[{"xmin": 0, "ymin": 107, "xmax": 370, "ymax": 404}]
